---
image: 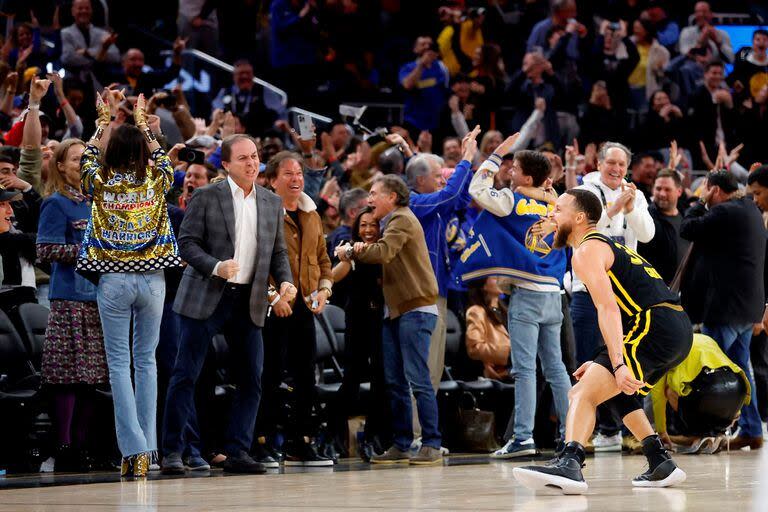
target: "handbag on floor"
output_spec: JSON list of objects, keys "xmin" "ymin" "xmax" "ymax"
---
[{"xmin": 457, "ymin": 392, "xmax": 499, "ymax": 452}]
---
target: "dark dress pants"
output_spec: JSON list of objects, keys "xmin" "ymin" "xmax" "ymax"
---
[{"xmin": 163, "ymin": 285, "xmax": 264, "ymax": 456}]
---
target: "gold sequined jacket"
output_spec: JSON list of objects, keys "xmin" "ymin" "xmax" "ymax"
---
[{"xmin": 76, "ymin": 144, "xmax": 181, "ymax": 276}]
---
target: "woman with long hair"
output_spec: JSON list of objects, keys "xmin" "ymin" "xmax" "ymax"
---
[
  {"xmin": 37, "ymin": 138, "xmax": 108, "ymax": 472},
  {"xmin": 628, "ymin": 18, "xmax": 670, "ymax": 111},
  {"xmin": 469, "ymin": 43, "xmax": 506, "ymax": 129},
  {"xmin": 77, "ymin": 90, "xmax": 181, "ymax": 477},
  {"xmin": 333, "ymin": 206, "xmax": 390, "ymax": 460},
  {"xmin": 465, "ymin": 277, "xmax": 510, "ymax": 380}
]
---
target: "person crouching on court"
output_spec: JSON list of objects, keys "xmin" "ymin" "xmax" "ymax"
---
[
  {"xmin": 337, "ymin": 175, "xmax": 443, "ymax": 465},
  {"xmin": 652, "ymin": 333, "xmax": 750, "ymax": 454}
]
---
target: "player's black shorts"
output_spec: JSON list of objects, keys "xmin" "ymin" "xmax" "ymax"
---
[{"xmin": 593, "ymin": 303, "xmax": 693, "ymax": 395}]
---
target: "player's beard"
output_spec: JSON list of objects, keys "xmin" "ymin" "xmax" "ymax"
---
[{"xmin": 553, "ymin": 222, "xmax": 571, "ymax": 249}]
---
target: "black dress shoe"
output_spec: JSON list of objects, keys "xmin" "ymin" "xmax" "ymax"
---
[{"xmin": 222, "ymin": 451, "xmax": 267, "ymax": 474}]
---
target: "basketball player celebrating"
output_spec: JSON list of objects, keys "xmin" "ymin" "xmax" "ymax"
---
[{"xmin": 513, "ymin": 189, "xmax": 693, "ymax": 494}]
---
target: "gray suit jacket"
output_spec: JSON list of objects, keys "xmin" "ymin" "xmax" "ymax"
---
[
  {"xmin": 61, "ymin": 23, "xmax": 121, "ymax": 71},
  {"xmin": 173, "ymin": 180, "xmax": 293, "ymax": 327}
]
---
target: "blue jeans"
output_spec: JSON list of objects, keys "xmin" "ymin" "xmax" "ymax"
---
[
  {"xmin": 97, "ymin": 271, "xmax": 165, "ymax": 457},
  {"xmin": 163, "ymin": 286, "xmax": 263, "ymax": 456},
  {"xmin": 509, "ymin": 288, "xmax": 571, "ymax": 440},
  {"xmin": 382, "ymin": 311, "xmax": 440, "ymax": 451},
  {"xmin": 702, "ymin": 323, "xmax": 762, "ymax": 437}
]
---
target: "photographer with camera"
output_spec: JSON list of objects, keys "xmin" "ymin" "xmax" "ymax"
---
[{"xmin": 399, "ymin": 36, "xmax": 449, "ymax": 140}]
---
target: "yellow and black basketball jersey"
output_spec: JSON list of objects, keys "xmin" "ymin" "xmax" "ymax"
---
[{"xmin": 580, "ymin": 231, "xmax": 678, "ymax": 327}]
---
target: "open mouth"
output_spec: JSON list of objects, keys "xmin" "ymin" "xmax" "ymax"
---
[
  {"xmin": 289, "ymin": 184, "xmax": 301, "ymax": 192},
  {"xmin": 607, "ymin": 172, "xmax": 622, "ymax": 180}
]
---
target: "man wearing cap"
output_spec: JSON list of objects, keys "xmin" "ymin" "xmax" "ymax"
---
[
  {"xmin": 680, "ymin": 170, "xmax": 767, "ymax": 450},
  {"xmin": 0, "ymin": 184, "xmax": 37, "ymax": 308}
]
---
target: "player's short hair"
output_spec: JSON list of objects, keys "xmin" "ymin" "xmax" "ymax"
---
[{"xmin": 565, "ymin": 188, "xmax": 603, "ymax": 223}]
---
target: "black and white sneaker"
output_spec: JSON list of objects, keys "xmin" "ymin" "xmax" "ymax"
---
[
  {"xmin": 513, "ymin": 456, "xmax": 588, "ymax": 495},
  {"xmin": 284, "ymin": 442, "xmax": 334, "ymax": 467},
  {"xmin": 252, "ymin": 442, "xmax": 280, "ymax": 469},
  {"xmin": 632, "ymin": 459, "xmax": 686, "ymax": 488}
]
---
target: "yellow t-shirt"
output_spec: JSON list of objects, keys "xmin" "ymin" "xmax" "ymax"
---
[
  {"xmin": 628, "ymin": 43, "xmax": 649, "ymax": 87},
  {"xmin": 650, "ymin": 334, "xmax": 750, "ymax": 433}
]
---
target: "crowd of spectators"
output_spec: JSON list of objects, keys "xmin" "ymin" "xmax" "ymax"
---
[{"xmin": 1, "ymin": 0, "xmax": 768, "ymax": 475}]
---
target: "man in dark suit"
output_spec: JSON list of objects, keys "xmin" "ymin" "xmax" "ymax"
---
[
  {"xmin": 161, "ymin": 134, "xmax": 295, "ymax": 474},
  {"xmin": 681, "ymin": 170, "xmax": 766, "ymax": 450}
]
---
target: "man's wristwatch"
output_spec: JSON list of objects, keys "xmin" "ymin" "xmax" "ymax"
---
[
  {"xmin": 345, "ymin": 245, "xmax": 355, "ymax": 261},
  {"xmin": 319, "ymin": 286, "xmax": 332, "ymax": 298}
]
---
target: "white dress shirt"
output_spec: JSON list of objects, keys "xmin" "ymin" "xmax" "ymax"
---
[{"xmin": 221, "ymin": 176, "xmax": 258, "ymax": 284}]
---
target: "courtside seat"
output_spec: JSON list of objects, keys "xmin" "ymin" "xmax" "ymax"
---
[{"xmin": 17, "ymin": 303, "xmax": 48, "ymax": 372}]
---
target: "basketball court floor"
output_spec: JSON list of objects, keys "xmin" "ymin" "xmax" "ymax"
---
[{"xmin": 0, "ymin": 450, "xmax": 762, "ymax": 511}]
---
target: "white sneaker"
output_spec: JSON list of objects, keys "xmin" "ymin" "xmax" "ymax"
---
[{"xmin": 593, "ymin": 433, "xmax": 622, "ymax": 452}]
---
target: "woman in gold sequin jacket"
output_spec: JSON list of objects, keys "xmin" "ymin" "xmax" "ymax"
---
[{"xmin": 77, "ymin": 89, "xmax": 181, "ymax": 477}]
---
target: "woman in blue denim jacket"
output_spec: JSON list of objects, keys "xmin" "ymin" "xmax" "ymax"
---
[{"xmin": 37, "ymin": 138, "xmax": 108, "ymax": 473}]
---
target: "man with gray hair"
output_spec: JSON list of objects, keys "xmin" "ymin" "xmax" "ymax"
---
[
  {"xmin": 571, "ymin": 141, "xmax": 655, "ymax": 452},
  {"xmin": 406, "ymin": 127, "xmax": 480, "ymax": 421}
]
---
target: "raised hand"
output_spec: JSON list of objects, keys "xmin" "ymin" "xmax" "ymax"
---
[
  {"xmin": 134, "ymin": 93, "xmax": 148, "ymax": 126},
  {"xmin": 494, "ymin": 132, "xmax": 521, "ymax": 156},
  {"xmin": 95, "ymin": 92, "xmax": 111, "ymax": 126},
  {"xmin": 461, "ymin": 125, "xmax": 481, "ymax": 163},
  {"xmin": 726, "ymin": 143, "xmax": 744, "ymax": 166},
  {"xmin": 29, "ymin": 76, "xmax": 51, "ymax": 104},
  {"xmin": 699, "ymin": 141, "xmax": 716, "ymax": 171},
  {"xmin": 565, "ymin": 138, "xmax": 580, "ymax": 168},
  {"xmin": 17, "ymin": 46, "xmax": 33, "ymax": 66},
  {"xmin": 668, "ymin": 140, "xmax": 681, "ymax": 169}
]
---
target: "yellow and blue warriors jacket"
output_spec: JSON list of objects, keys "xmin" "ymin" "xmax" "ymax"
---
[{"xmin": 76, "ymin": 144, "xmax": 181, "ymax": 277}]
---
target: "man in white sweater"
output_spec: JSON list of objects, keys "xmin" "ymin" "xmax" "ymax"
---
[{"xmin": 571, "ymin": 141, "xmax": 655, "ymax": 451}]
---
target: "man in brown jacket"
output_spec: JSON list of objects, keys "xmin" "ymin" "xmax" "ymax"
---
[
  {"xmin": 255, "ymin": 151, "xmax": 334, "ymax": 467},
  {"xmin": 338, "ymin": 175, "xmax": 442, "ymax": 465}
]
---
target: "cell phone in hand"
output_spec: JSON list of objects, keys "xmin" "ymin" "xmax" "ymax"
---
[
  {"xmin": 179, "ymin": 146, "xmax": 206, "ymax": 165},
  {"xmin": 296, "ymin": 114, "xmax": 313, "ymax": 140}
]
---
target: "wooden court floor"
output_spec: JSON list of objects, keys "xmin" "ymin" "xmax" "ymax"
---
[{"xmin": 0, "ymin": 450, "xmax": 762, "ymax": 511}]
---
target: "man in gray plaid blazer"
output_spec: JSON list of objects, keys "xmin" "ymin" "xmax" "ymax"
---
[{"xmin": 162, "ymin": 134, "xmax": 295, "ymax": 474}]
